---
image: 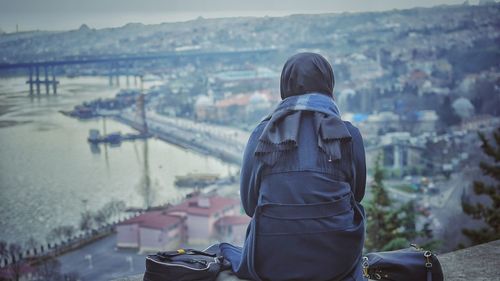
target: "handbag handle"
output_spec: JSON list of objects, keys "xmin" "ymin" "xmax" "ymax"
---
[
  {"xmin": 362, "ymin": 249, "xmax": 435, "ymax": 281},
  {"xmin": 156, "ymin": 248, "xmax": 217, "ymax": 260}
]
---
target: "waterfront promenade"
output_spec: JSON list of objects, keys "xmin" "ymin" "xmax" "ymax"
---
[{"xmin": 117, "ymin": 109, "xmax": 250, "ymax": 165}]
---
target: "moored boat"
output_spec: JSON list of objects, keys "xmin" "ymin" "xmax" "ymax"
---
[{"xmin": 174, "ymin": 173, "xmax": 220, "ymax": 188}]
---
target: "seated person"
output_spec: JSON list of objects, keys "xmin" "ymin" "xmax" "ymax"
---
[{"xmin": 221, "ymin": 52, "xmax": 367, "ymax": 281}]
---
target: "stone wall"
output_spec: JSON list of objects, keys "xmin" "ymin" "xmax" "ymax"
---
[{"xmin": 114, "ymin": 239, "xmax": 500, "ymax": 281}]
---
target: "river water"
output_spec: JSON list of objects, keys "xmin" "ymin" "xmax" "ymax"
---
[{"xmin": 0, "ymin": 76, "xmax": 236, "ymax": 246}]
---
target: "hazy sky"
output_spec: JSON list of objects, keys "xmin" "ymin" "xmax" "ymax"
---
[{"xmin": 0, "ymin": 0, "xmax": 477, "ymax": 32}]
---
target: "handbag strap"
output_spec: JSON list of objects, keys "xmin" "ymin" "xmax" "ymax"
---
[{"xmin": 424, "ymin": 250, "xmax": 433, "ymax": 281}]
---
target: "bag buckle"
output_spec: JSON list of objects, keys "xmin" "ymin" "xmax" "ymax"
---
[
  {"xmin": 424, "ymin": 251, "xmax": 433, "ymax": 268},
  {"xmin": 362, "ymin": 256, "xmax": 370, "ymax": 278}
]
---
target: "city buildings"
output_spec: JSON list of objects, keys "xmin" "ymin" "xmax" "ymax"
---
[
  {"xmin": 116, "ymin": 195, "xmax": 243, "ymax": 252},
  {"xmin": 116, "ymin": 211, "xmax": 186, "ymax": 253}
]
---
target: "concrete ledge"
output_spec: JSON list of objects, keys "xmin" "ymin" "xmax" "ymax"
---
[
  {"xmin": 114, "ymin": 239, "xmax": 500, "ymax": 281},
  {"xmin": 439, "ymin": 239, "xmax": 500, "ymax": 281}
]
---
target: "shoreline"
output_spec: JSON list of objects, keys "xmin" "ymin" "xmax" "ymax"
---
[{"xmin": 113, "ymin": 111, "xmax": 246, "ymax": 166}]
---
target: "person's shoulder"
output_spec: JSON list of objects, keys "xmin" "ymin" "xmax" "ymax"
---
[
  {"xmin": 342, "ymin": 120, "xmax": 363, "ymax": 139},
  {"xmin": 249, "ymin": 119, "xmax": 269, "ymax": 139},
  {"xmin": 342, "ymin": 120, "xmax": 358, "ymax": 132}
]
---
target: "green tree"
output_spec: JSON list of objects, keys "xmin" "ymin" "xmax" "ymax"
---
[
  {"xmin": 461, "ymin": 128, "xmax": 500, "ymax": 246},
  {"xmin": 8, "ymin": 243, "xmax": 24, "ymax": 281},
  {"xmin": 79, "ymin": 211, "xmax": 95, "ymax": 232},
  {"xmin": 437, "ymin": 96, "xmax": 461, "ymax": 127},
  {"xmin": 94, "ymin": 199, "xmax": 126, "ymax": 227},
  {"xmin": 0, "ymin": 240, "xmax": 7, "ymax": 259},
  {"xmin": 47, "ymin": 225, "xmax": 75, "ymax": 242},
  {"xmin": 365, "ymin": 154, "xmax": 418, "ymax": 251}
]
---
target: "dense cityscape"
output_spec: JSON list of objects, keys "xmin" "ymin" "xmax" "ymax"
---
[{"xmin": 0, "ymin": 1, "xmax": 499, "ymax": 280}]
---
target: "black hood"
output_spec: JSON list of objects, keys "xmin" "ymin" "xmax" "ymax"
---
[{"xmin": 280, "ymin": 52, "xmax": 335, "ymax": 100}]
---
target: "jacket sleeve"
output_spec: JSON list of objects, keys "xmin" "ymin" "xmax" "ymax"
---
[
  {"xmin": 240, "ymin": 123, "xmax": 265, "ymax": 217},
  {"xmin": 346, "ymin": 123, "xmax": 367, "ymax": 202}
]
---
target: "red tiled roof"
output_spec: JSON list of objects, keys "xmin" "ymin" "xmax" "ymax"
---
[
  {"xmin": 119, "ymin": 211, "xmax": 184, "ymax": 230},
  {"xmin": 215, "ymin": 94, "xmax": 251, "ymax": 108},
  {"xmin": 408, "ymin": 69, "xmax": 428, "ymax": 81},
  {"xmin": 168, "ymin": 196, "xmax": 239, "ymax": 217},
  {"xmin": 215, "ymin": 215, "xmax": 251, "ymax": 226}
]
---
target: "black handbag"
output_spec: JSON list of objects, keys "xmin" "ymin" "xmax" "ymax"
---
[
  {"xmin": 143, "ymin": 245, "xmax": 230, "ymax": 281},
  {"xmin": 362, "ymin": 245, "xmax": 444, "ymax": 281}
]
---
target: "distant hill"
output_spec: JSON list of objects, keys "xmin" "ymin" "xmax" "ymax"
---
[{"xmin": 0, "ymin": 3, "xmax": 498, "ymax": 67}]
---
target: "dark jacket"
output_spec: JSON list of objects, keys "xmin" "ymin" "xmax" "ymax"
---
[{"xmin": 221, "ymin": 94, "xmax": 367, "ymax": 281}]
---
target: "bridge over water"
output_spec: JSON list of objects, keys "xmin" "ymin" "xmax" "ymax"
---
[{"xmin": 0, "ymin": 48, "xmax": 278, "ymax": 95}]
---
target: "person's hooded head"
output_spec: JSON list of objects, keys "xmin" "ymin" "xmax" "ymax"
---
[{"xmin": 280, "ymin": 52, "xmax": 335, "ymax": 100}]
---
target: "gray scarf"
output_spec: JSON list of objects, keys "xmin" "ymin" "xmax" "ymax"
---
[{"xmin": 255, "ymin": 93, "xmax": 352, "ymax": 166}]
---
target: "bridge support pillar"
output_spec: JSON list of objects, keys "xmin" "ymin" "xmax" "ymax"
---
[
  {"xmin": 28, "ymin": 67, "xmax": 34, "ymax": 95},
  {"xmin": 26, "ymin": 65, "xmax": 59, "ymax": 96},
  {"xmin": 115, "ymin": 73, "xmax": 120, "ymax": 87},
  {"xmin": 44, "ymin": 65, "xmax": 49, "ymax": 95},
  {"xmin": 108, "ymin": 64, "xmax": 113, "ymax": 86},
  {"xmin": 51, "ymin": 66, "xmax": 58, "ymax": 94},
  {"xmin": 35, "ymin": 66, "xmax": 41, "ymax": 95}
]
